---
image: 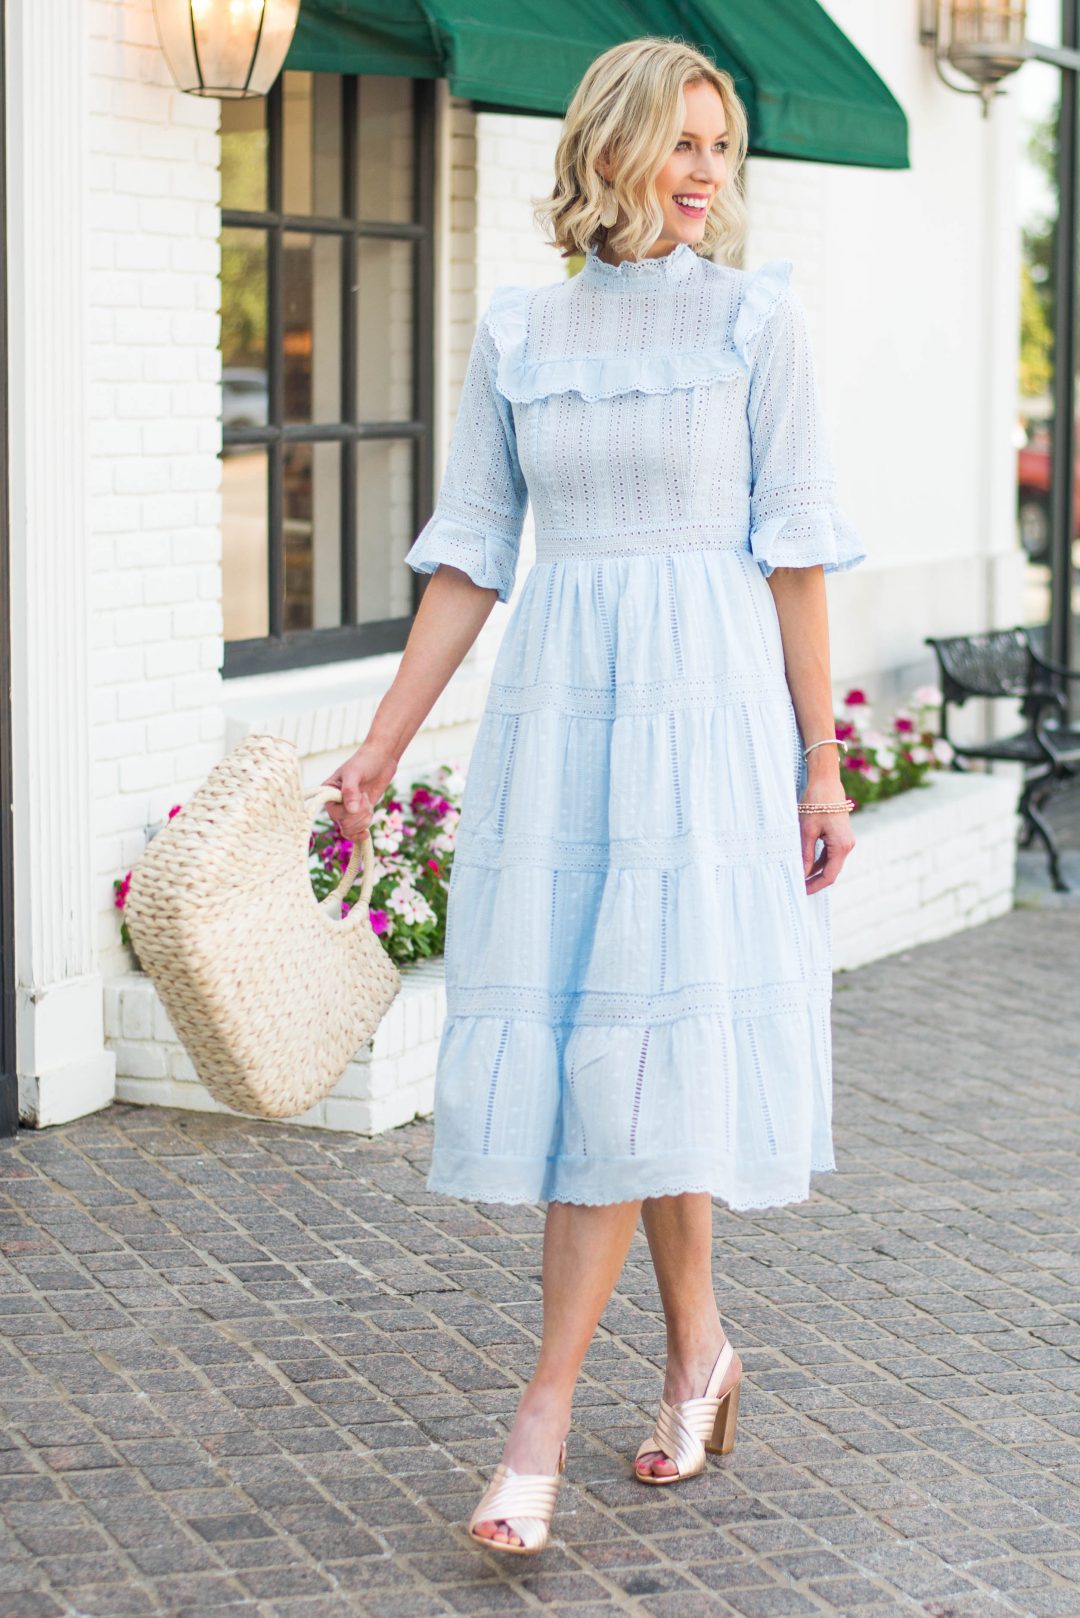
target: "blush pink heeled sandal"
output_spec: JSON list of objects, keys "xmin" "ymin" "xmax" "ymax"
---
[
  {"xmin": 633, "ymin": 1338, "xmax": 741, "ymax": 1485},
  {"xmin": 467, "ymin": 1438, "xmax": 567, "ymax": 1554}
]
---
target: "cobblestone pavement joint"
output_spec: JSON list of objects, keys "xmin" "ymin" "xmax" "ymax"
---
[{"xmin": 1, "ymin": 830, "xmax": 1079, "ymax": 1618}]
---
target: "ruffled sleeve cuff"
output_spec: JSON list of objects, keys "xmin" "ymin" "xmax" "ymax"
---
[
  {"xmin": 404, "ymin": 513, "xmax": 520, "ymax": 604},
  {"xmin": 748, "ymin": 503, "xmax": 867, "ymax": 579}
]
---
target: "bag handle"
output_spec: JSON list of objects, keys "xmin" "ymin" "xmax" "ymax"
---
[{"xmin": 304, "ymin": 787, "xmax": 377, "ymax": 912}]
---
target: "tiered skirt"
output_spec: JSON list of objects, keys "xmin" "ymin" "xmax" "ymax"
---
[{"xmin": 427, "ymin": 539, "xmax": 837, "ymax": 1211}]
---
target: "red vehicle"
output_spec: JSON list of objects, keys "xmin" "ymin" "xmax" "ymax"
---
[{"xmin": 1016, "ymin": 412, "xmax": 1080, "ymax": 562}]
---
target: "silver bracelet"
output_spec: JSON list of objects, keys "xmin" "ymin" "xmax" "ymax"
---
[{"xmin": 803, "ymin": 738, "xmax": 848, "ymax": 759}]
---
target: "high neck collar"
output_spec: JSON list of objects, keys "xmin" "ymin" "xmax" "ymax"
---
[{"xmin": 581, "ymin": 239, "xmax": 698, "ymax": 290}]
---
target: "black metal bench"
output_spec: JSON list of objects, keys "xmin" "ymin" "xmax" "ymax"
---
[{"xmin": 924, "ymin": 627, "xmax": 1080, "ymax": 892}]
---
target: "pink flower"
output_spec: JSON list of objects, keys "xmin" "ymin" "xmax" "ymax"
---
[
  {"xmin": 387, "ymin": 799, "xmax": 402, "ymax": 812},
  {"xmin": 114, "ymin": 872, "xmax": 131, "ymax": 910},
  {"xmin": 435, "ymin": 797, "xmax": 452, "ymax": 816},
  {"xmin": 834, "ymin": 719, "xmax": 856, "ymax": 742},
  {"xmin": 846, "ymin": 753, "xmax": 870, "ymax": 773},
  {"xmin": 844, "ymin": 688, "xmax": 868, "ymax": 707},
  {"xmin": 369, "ymin": 908, "xmax": 389, "ymax": 935},
  {"xmin": 894, "ymin": 716, "xmax": 915, "ymax": 734},
  {"xmin": 426, "ymin": 858, "xmax": 440, "ymax": 874},
  {"xmin": 411, "ymin": 787, "xmax": 433, "ymax": 808},
  {"xmin": 168, "ymin": 804, "xmax": 182, "ymax": 819},
  {"xmin": 341, "ymin": 900, "xmax": 351, "ymax": 918}
]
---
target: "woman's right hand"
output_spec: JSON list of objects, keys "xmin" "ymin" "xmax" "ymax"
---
[{"xmin": 321, "ymin": 737, "xmax": 400, "ymax": 842}]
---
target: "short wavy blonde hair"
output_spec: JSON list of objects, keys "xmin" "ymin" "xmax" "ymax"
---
[{"xmin": 533, "ymin": 37, "xmax": 749, "ymax": 267}]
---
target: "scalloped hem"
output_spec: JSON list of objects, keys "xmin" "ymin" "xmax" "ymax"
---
[{"xmin": 426, "ymin": 1148, "xmax": 837, "ymax": 1212}]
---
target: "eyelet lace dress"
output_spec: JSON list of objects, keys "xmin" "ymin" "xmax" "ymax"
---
[{"xmin": 404, "ymin": 240, "xmax": 867, "ymax": 1210}]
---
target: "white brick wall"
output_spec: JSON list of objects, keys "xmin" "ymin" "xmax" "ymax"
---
[{"xmin": 88, "ymin": 0, "xmax": 225, "ymax": 985}]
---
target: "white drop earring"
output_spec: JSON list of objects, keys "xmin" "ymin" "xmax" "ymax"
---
[{"xmin": 598, "ymin": 183, "xmax": 618, "ymax": 229}]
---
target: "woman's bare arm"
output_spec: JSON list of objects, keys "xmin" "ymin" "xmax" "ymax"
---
[
  {"xmin": 766, "ymin": 564, "xmax": 855, "ymax": 894},
  {"xmin": 323, "ymin": 566, "xmax": 500, "ymax": 839}
]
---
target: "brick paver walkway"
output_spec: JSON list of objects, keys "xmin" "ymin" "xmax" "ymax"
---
[{"xmin": 2, "ymin": 906, "xmax": 1079, "ymax": 1615}]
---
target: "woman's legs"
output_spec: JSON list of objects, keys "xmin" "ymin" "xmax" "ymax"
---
[
  {"xmin": 472, "ymin": 1197, "xmax": 642, "ymax": 1547},
  {"xmin": 634, "ymin": 1192, "xmax": 741, "ymax": 1479}
]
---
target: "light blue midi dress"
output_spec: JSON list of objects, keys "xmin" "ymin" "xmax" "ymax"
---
[{"xmin": 404, "ymin": 240, "xmax": 867, "ymax": 1211}]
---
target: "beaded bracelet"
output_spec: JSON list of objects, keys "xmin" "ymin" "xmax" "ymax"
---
[{"xmin": 797, "ymin": 798, "xmax": 856, "ymax": 815}]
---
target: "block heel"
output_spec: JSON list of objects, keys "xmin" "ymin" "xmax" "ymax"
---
[{"xmin": 705, "ymin": 1375, "xmax": 740, "ymax": 1455}]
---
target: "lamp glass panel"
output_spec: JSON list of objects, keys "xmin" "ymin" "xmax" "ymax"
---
[{"xmin": 191, "ymin": 0, "xmax": 262, "ymax": 91}]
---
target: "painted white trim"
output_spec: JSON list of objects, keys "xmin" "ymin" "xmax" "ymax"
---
[{"xmin": 6, "ymin": 0, "xmax": 115, "ymax": 1123}]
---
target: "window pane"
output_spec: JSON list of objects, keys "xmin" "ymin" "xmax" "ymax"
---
[
  {"xmin": 220, "ymin": 97, "xmax": 267, "ymax": 212},
  {"xmin": 282, "ymin": 71, "xmax": 343, "ymax": 217},
  {"xmin": 356, "ymin": 77, "xmax": 415, "ymax": 223},
  {"xmin": 284, "ymin": 443, "xmax": 342, "ymax": 631},
  {"xmin": 355, "ymin": 238, "xmax": 414, "ymax": 422},
  {"xmin": 222, "ymin": 448, "xmax": 269, "ymax": 640},
  {"xmin": 220, "ymin": 227, "xmax": 268, "ymax": 374},
  {"xmin": 283, "ymin": 232, "xmax": 343, "ymax": 425},
  {"xmin": 356, "ymin": 439, "xmax": 414, "ymax": 621}
]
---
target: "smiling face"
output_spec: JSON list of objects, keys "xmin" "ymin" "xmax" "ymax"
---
[{"xmin": 597, "ymin": 77, "xmax": 730, "ymax": 262}]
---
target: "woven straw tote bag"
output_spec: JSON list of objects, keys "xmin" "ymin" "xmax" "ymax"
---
[{"xmin": 124, "ymin": 731, "xmax": 402, "ymax": 1119}]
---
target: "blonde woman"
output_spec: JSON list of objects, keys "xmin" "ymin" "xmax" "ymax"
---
[{"xmin": 324, "ymin": 36, "xmax": 865, "ymax": 1555}]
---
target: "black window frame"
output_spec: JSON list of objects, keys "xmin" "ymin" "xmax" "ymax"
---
[{"xmin": 221, "ymin": 72, "xmax": 436, "ymax": 678}]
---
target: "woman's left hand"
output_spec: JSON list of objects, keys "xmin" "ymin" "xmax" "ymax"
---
[{"xmin": 800, "ymin": 793, "xmax": 855, "ymax": 895}]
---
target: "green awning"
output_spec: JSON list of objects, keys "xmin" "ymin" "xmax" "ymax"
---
[{"xmin": 286, "ymin": 0, "xmax": 908, "ymax": 170}]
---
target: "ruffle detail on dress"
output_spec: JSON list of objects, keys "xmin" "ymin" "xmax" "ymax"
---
[
  {"xmin": 748, "ymin": 504, "xmax": 868, "ymax": 578},
  {"xmin": 403, "ymin": 513, "xmax": 519, "ymax": 604},
  {"xmin": 483, "ymin": 282, "xmax": 748, "ymax": 405},
  {"xmin": 732, "ymin": 258, "xmax": 795, "ymax": 367}
]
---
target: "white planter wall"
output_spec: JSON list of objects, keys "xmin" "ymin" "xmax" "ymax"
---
[{"xmin": 831, "ymin": 768, "xmax": 1020, "ymax": 971}]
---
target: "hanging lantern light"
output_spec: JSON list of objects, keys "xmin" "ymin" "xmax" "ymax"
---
[
  {"xmin": 918, "ymin": 1, "xmax": 1030, "ymax": 115},
  {"xmin": 152, "ymin": 0, "xmax": 301, "ymax": 99}
]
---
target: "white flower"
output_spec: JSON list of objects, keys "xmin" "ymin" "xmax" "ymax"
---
[
  {"xmin": 908, "ymin": 744, "xmax": 931, "ymax": 765},
  {"xmin": 862, "ymin": 728, "xmax": 893, "ymax": 753},
  {"xmin": 386, "ymin": 881, "xmax": 419, "ymax": 917},
  {"xmin": 911, "ymin": 684, "xmax": 943, "ymax": 709},
  {"xmin": 875, "ymin": 747, "xmax": 897, "ymax": 771},
  {"xmin": 864, "ymin": 765, "xmax": 882, "ymax": 783},
  {"xmin": 439, "ymin": 763, "xmax": 467, "ymax": 796},
  {"xmin": 431, "ymin": 831, "xmax": 455, "ymax": 855},
  {"xmin": 932, "ymin": 736, "xmax": 955, "ymax": 764},
  {"xmin": 386, "ymin": 881, "xmax": 436, "ymax": 928}
]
